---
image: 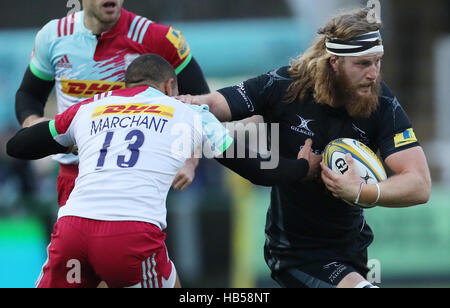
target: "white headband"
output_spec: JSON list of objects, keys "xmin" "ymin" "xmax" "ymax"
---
[{"xmin": 325, "ymin": 30, "xmax": 384, "ymax": 57}]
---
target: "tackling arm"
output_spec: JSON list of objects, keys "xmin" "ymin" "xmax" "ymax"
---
[
  {"xmin": 215, "ymin": 145, "xmax": 309, "ymax": 187},
  {"xmin": 7, "ymin": 121, "xmax": 69, "ymax": 160},
  {"xmin": 179, "ymin": 91, "xmax": 233, "ymax": 122},
  {"xmin": 215, "ymin": 139, "xmax": 320, "ymax": 187}
]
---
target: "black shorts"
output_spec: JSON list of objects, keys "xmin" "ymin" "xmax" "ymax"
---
[
  {"xmin": 271, "ymin": 260, "xmax": 369, "ymax": 288},
  {"xmin": 266, "ymin": 224, "xmax": 373, "ymax": 288}
]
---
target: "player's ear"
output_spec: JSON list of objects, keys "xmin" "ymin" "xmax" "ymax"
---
[
  {"xmin": 164, "ymin": 78, "xmax": 178, "ymax": 97},
  {"xmin": 329, "ymin": 55, "xmax": 340, "ymax": 73}
]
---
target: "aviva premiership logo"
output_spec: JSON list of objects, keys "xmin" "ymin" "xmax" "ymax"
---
[
  {"xmin": 166, "ymin": 27, "xmax": 190, "ymax": 60},
  {"xmin": 92, "ymin": 103, "xmax": 175, "ymax": 119},
  {"xmin": 394, "ymin": 128, "xmax": 417, "ymax": 148},
  {"xmin": 61, "ymin": 79, "xmax": 125, "ymax": 98}
]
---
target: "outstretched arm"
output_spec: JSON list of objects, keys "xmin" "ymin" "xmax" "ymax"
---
[
  {"xmin": 178, "ymin": 92, "xmax": 233, "ymax": 122},
  {"xmin": 7, "ymin": 121, "xmax": 69, "ymax": 160},
  {"xmin": 216, "ymin": 139, "xmax": 322, "ymax": 187}
]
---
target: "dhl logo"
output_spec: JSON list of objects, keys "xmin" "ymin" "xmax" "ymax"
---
[
  {"xmin": 61, "ymin": 79, "xmax": 125, "ymax": 98},
  {"xmin": 92, "ymin": 103, "xmax": 175, "ymax": 119}
]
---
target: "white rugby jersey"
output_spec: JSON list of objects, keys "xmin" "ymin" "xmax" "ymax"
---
[
  {"xmin": 30, "ymin": 9, "xmax": 192, "ymax": 164},
  {"xmin": 51, "ymin": 86, "xmax": 233, "ymax": 229}
]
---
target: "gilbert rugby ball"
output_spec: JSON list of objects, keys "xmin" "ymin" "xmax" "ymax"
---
[{"xmin": 323, "ymin": 138, "xmax": 387, "ymax": 208}]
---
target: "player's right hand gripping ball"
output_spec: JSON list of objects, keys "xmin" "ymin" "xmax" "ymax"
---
[{"xmin": 323, "ymin": 138, "xmax": 387, "ymax": 208}]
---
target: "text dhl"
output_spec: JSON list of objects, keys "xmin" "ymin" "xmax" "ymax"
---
[
  {"xmin": 61, "ymin": 79, "xmax": 124, "ymax": 98},
  {"xmin": 92, "ymin": 103, "xmax": 175, "ymax": 119}
]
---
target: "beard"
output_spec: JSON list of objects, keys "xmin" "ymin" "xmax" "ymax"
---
[{"xmin": 333, "ymin": 69, "xmax": 381, "ymax": 118}]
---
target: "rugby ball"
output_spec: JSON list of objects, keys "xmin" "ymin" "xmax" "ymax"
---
[{"xmin": 323, "ymin": 138, "xmax": 387, "ymax": 208}]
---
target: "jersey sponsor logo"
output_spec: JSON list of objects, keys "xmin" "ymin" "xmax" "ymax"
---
[
  {"xmin": 166, "ymin": 27, "xmax": 190, "ymax": 60},
  {"xmin": 61, "ymin": 79, "xmax": 125, "ymax": 98},
  {"xmin": 236, "ymin": 82, "xmax": 255, "ymax": 113},
  {"xmin": 323, "ymin": 262, "xmax": 341, "ymax": 270},
  {"xmin": 56, "ymin": 55, "xmax": 73, "ymax": 69},
  {"xmin": 352, "ymin": 123, "xmax": 369, "ymax": 144},
  {"xmin": 92, "ymin": 103, "xmax": 175, "ymax": 119},
  {"xmin": 322, "ymin": 262, "xmax": 348, "ymax": 284},
  {"xmin": 394, "ymin": 128, "xmax": 417, "ymax": 148},
  {"xmin": 291, "ymin": 115, "xmax": 315, "ymax": 137}
]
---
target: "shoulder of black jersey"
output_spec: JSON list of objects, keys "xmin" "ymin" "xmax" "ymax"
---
[
  {"xmin": 378, "ymin": 81, "xmax": 401, "ymax": 108},
  {"xmin": 267, "ymin": 66, "xmax": 292, "ymax": 80},
  {"xmin": 379, "ymin": 81, "xmax": 395, "ymax": 98},
  {"xmin": 277, "ymin": 65, "xmax": 291, "ymax": 75},
  {"xmin": 260, "ymin": 66, "xmax": 293, "ymax": 93}
]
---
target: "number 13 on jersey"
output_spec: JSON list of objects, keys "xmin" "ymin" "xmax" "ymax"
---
[{"xmin": 96, "ymin": 130, "xmax": 145, "ymax": 170}]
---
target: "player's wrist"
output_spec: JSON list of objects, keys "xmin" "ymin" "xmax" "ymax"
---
[
  {"xmin": 298, "ymin": 158, "xmax": 310, "ymax": 174},
  {"xmin": 354, "ymin": 182, "xmax": 364, "ymax": 204},
  {"xmin": 358, "ymin": 183, "xmax": 381, "ymax": 205},
  {"xmin": 186, "ymin": 157, "xmax": 200, "ymax": 168}
]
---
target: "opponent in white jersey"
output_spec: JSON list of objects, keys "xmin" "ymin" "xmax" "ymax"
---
[
  {"xmin": 8, "ymin": 54, "xmax": 318, "ymax": 288},
  {"xmin": 53, "ymin": 84, "xmax": 230, "ymax": 229},
  {"xmin": 16, "ymin": 1, "xmax": 210, "ymax": 206},
  {"xmin": 11, "ymin": 54, "xmax": 226, "ymax": 288}
]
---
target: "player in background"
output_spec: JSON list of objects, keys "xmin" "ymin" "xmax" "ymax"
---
[
  {"xmin": 15, "ymin": 0, "xmax": 209, "ymax": 208},
  {"xmin": 178, "ymin": 8, "xmax": 431, "ymax": 288},
  {"xmin": 7, "ymin": 54, "xmax": 320, "ymax": 288}
]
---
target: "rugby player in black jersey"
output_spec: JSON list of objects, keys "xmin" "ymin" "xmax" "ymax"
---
[{"xmin": 179, "ymin": 8, "xmax": 431, "ymax": 288}]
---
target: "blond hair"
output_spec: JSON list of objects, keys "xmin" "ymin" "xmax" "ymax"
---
[{"xmin": 285, "ymin": 8, "xmax": 382, "ymax": 105}]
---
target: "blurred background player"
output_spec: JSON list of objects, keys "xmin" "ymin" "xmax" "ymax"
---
[
  {"xmin": 179, "ymin": 8, "xmax": 431, "ymax": 288},
  {"xmin": 14, "ymin": 0, "xmax": 209, "ymax": 211},
  {"xmin": 7, "ymin": 53, "xmax": 320, "ymax": 288}
]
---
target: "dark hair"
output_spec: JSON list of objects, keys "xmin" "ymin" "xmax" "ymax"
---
[{"xmin": 125, "ymin": 54, "xmax": 177, "ymax": 88}]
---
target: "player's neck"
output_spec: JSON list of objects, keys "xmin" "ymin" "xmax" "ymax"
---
[{"xmin": 84, "ymin": 14, "xmax": 119, "ymax": 36}]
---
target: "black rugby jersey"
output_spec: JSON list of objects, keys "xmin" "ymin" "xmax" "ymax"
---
[{"xmin": 218, "ymin": 66, "xmax": 420, "ymax": 270}]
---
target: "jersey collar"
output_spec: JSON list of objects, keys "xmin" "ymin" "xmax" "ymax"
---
[
  {"xmin": 79, "ymin": 8, "xmax": 131, "ymax": 38},
  {"xmin": 142, "ymin": 86, "xmax": 167, "ymax": 98},
  {"xmin": 99, "ymin": 8, "xmax": 131, "ymax": 38}
]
